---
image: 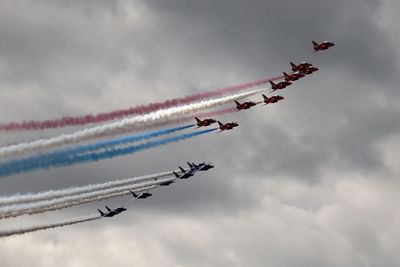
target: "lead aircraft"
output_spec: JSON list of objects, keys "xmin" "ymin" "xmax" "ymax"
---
[{"xmin": 312, "ymin": 40, "xmax": 335, "ymax": 52}]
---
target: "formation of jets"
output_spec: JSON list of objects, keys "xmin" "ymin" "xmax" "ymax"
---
[
  {"xmin": 96, "ymin": 40, "xmax": 335, "ymax": 220},
  {"xmin": 191, "ymin": 40, "xmax": 335, "ymax": 133},
  {"xmin": 98, "ymin": 162, "xmax": 215, "ymax": 217}
]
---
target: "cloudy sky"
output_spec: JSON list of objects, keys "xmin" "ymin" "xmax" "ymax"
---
[{"xmin": 0, "ymin": 0, "xmax": 399, "ymax": 266}]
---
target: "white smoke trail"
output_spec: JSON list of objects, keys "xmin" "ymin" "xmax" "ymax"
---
[
  {"xmin": 0, "ymin": 88, "xmax": 265, "ymax": 159},
  {"xmin": 0, "ymin": 177, "xmax": 175, "ymax": 219},
  {"xmin": 0, "ymin": 214, "xmax": 101, "ymax": 238},
  {"xmin": 0, "ymin": 170, "xmax": 177, "ymax": 207},
  {"xmin": 26, "ymin": 185, "xmax": 157, "ymax": 218}
]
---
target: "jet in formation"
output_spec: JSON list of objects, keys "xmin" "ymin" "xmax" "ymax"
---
[
  {"xmin": 173, "ymin": 166, "xmax": 194, "ymax": 179},
  {"xmin": 262, "ymin": 94, "xmax": 284, "ymax": 105},
  {"xmin": 195, "ymin": 117, "xmax": 217, "ymax": 128},
  {"xmin": 98, "ymin": 206, "xmax": 127, "ymax": 217},
  {"xmin": 187, "ymin": 162, "xmax": 214, "ymax": 172},
  {"xmin": 312, "ymin": 40, "xmax": 335, "ymax": 52},
  {"xmin": 270, "ymin": 80, "xmax": 292, "ymax": 92},
  {"xmin": 235, "ymin": 100, "xmax": 257, "ymax": 111},
  {"xmin": 154, "ymin": 177, "xmax": 175, "ymax": 186},
  {"xmin": 283, "ymin": 71, "xmax": 305, "ymax": 82},
  {"xmin": 130, "ymin": 190, "xmax": 152, "ymax": 199},
  {"xmin": 218, "ymin": 121, "xmax": 239, "ymax": 132},
  {"xmin": 173, "ymin": 162, "xmax": 215, "ymax": 179},
  {"xmin": 290, "ymin": 61, "xmax": 319, "ymax": 75},
  {"xmin": 290, "ymin": 61, "xmax": 313, "ymax": 73}
]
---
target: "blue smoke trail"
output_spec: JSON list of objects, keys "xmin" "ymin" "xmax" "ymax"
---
[
  {"xmin": 0, "ymin": 128, "xmax": 216, "ymax": 177},
  {"xmin": 0, "ymin": 124, "xmax": 193, "ymax": 176}
]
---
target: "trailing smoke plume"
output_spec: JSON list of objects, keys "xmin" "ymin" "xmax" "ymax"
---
[
  {"xmin": 0, "ymin": 75, "xmax": 281, "ymax": 131},
  {"xmin": 0, "ymin": 88, "xmax": 265, "ymax": 159}
]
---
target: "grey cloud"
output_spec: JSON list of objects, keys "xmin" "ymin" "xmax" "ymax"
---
[{"xmin": 0, "ymin": 0, "xmax": 400, "ymax": 266}]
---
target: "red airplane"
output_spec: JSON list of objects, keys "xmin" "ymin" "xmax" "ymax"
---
[
  {"xmin": 262, "ymin": 94, "xmax": 284, "ymax": 105},
  {"xmin": 283, "ymin": 71, "xmax": 305, "ymax": 81},
  {"xmin": 290, "ymin": 61, "xmax": 313, "ymax": 72},
  {"xmin": 235, "ymin": 100, "xmax": 257, "ymax": 111},
  {"xmin": 312, "ymin": 40, "xmax": 335, "ymax": 52},
  {"xmin": 270, "ymin": 80, "xmax": 292, "ymax": 92},
  {"xmin": 195, "ymin": 117, "xmax": 216, "ymax": 127},
  {"xmin": 302, "ymin": 66, "xmax": 319, "ymax": 75},
  {"xmin": 218, "ymin": 121, "xmax": 239, "ymax": 132}
]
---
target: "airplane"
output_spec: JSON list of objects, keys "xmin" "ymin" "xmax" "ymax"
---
[
  {"xmin": 98, "ymin": 205, "xmax": 126, "ymax": 217},
  {"xmin": 155, "ymin": 178, "xmax": 175, "ymax": 186},
  {"xmin": 270, "ymin": 80, "xmax": 292, "ymax": 92},
  {"xmin": 187, "ymin": 162, "xmax": 214, "ymax": 171},
  {"xmin": 301, "ymin": 66, "xmax": 319, "ymax": 75},
  {"xmin": 312, "ymin": 40, "xmax": 335, "ymax": 52},
  {"xmin": 172, "ymin": 166, "xmax": 195, "ymax": 179},
  {"xmin": 290, "ymin": 61, "xmax": 313, "ymax": 72},
  {"xmin": 262, "ymin": 94, "xmax": 284, "ymax": 105},
  {"xmin": 283, "ymin": 71, "xmax": 304, "ymax": 82},
  {"xmin": 235, "ymin": 100, "xmax": 257, "ymax": 111},
  {"xmin": 195, "ymin": 117, "xmax": 216, "ymax": 127},
  {"xmin": 130, "ymin": 190, "xmax": 152, "ymax": 199},
  {"xmin": 218, "ymin": 121, "xmax": 239, "ymax": 132}
]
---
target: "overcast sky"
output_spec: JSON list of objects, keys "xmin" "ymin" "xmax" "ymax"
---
[{"xmin": 0, "ymin": 0, "xmax": 399, "ymax": 266}]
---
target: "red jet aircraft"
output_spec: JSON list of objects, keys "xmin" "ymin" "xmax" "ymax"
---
[
  {"xmin": 262, "ymin": 94, "xmax": 284, "ymax": 105},
  {"xmin": 302, "ymin": 66, "xmax": 319, "ymax": 75},
  {"xmin": 290, "ymin": 61, "xmax": 313, "ymax": 72},
  {"xmin": 312, "ymin": 40, "xmax": 335, "ymax": 52},
  {"xmin": 195, "ymin": 117, "xmax": 216, "ymax": 127},
  {"xmin": 235, "ymin": 100, "xmax": 257, "ymax": 111},
  {"xmin": 270, "ymin": 80, "xmax": 292, "ymax": 92},
  {"xmin": 283, "ymin": 71, "xmax": 305, "ymax": 81},
  {"xmin": 218, "ymin": 121, "xmax": 239, "ymax": 132}
]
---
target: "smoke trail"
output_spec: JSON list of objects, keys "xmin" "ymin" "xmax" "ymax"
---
[
  {"xmin": 0, "ymin": 128, "xmax": 215, "ymax": 177},
  {"xmin": 0, "ymin": 124, "xmax": 192, "ymax": 178},
  {"xmin": 0, "ymin": 214, "xmax": 101, "ymax": 238},
  {"xmin": 0, "ymin": 178, "xmax": 174, "ymax": 219},
  {"xmin": 0, "ymin": 106, "xmax": 235, "ymax": 149},
  {"xmin": 0, "ymin": 88, "xmax": 264, "ymax": 159},
  {"xmin": 21, "ymin": 185, "xmax": 156, "ymax": 218},
  {"xmin": 0, "ymin": 75, "xmax": 281, "ymax": 132},
  {"xmin": 0, "ymin": 170, "xmax": 175, "ymax": 207}
]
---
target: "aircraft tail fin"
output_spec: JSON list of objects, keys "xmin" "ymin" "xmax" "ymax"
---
[
  {"xmin": 312, "ymin": 40, "xmax": 318, "ymax": 46},
  {"xmin": 179, "ymin": 166, "xmax": 186, "ymax": 173},
  {"xmin": 187, "ymin": 162, "xmax": 193, "ymax": 168},
  {"xmin": 195, "ymin": 117, "xmax": 201, "ymax": 123},
  {"xmin": 105, "ymin": 206, "xmax": 111, "ymax": 212},
  {"xmin": 262, "ymin": 94, "xmax": 268, "ymax": 100},
  {"xmin": 173, "ymin": 171, "xmax": 180, "ymax": 178},
  {"xmin": 98, "ymin": 209, "xmax": 105, "ymax": 216},
  {"xmin": 283, "ymin": 72, "xmax": 289, "ymax": 79},
  {"xmin": 234, "ymin": 100, "xmax": 241, "ymax": 107},
  {"xmin": 270, "ymin": 80, "xmax": 276, "ymax": 86},
  {"xmin": 218, "ymin": 121, "xmax": 223, "ymax": 127},
  {"xmin": 130, "ymin": 190, "xmax": 138, "ymax": 198}
]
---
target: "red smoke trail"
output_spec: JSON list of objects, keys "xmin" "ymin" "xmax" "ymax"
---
[{"xmin": 0, "ymin": 75, "xmax": 282, "ymax": 132}]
